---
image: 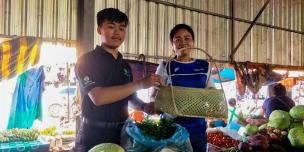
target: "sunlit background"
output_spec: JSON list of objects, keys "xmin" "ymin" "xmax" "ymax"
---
[{"xmin": 0, "ymin": 43, "xmax": 76, "ymax": 130}]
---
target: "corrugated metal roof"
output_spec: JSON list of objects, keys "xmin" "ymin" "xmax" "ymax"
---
[
  {"xmin": 0, "ymin": 0, "xmax": 77, "ymax": 44},
  {"xmin": 0, "ymin": 0, "xmax": 303, "ymax": 66},
  {"xmin": 94, "ymin": 0, "xmax": 303, "ymax": 66}
]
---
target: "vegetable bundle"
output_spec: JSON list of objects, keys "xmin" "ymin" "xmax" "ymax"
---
[
  {"xmin": 135, "ymin": 118, "xmax": 177, "ymax": 140},
  {"xmin": 0, "ymin": 128, "xmax": 39, "ymax": 143}
]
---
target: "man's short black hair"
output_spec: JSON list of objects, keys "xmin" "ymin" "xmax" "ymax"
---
[
  {"xmin": 97, "ymin": 8, "xmax": 128, "ymax": 27},
  {"xmin": 170, "ymin": 24, "xmax": 195, "ymax": 42},
  {"xmin": 273, "ymin": 83, "xmax": 286, "ymax": 96}
]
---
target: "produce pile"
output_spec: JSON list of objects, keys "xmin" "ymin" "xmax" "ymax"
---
[
  {"xmin": 207, "ymin": 132, "xmax": 240, "ymax": 148},
  {"xmin": 219, "ymin": 147, "xmax": 241, "ymax": 152},
  {"xmin": 0, "ymin": 128, "xmax": 39, "ymax": 143},
  {"xmin": 239, "ymin": 105, "xmax": 304, "ymax": 151},
  {"xmin": 40, "ymin": 127, "xmax": 57, "ymax": 136},
  {"xmin": 40, "ymin": 126, "xmax": 76, "ymax": 136},
  {"xmin": 135, "ymin": 118, "xmax": 177, "ymax": 140}
]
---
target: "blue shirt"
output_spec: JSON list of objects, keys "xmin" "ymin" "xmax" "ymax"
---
[{"xmin": 156, "ymin": 59, "xmax": 212, "ymax": 135}]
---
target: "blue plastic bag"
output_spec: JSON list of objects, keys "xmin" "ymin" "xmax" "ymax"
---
[
  {"xmin": 225, "ymin": 120, "xmax": 241, "ymax": 131},
  {"xmin": 120, "ymin": 119, "xmax": 193, "ymax": 152}
]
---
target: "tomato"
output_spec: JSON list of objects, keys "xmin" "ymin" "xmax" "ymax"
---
[{"xmin": 130, "ymin": 111, "xmax": 145, "ymax": 122}]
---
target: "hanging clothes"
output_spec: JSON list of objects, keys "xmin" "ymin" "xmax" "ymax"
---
[{"xmin": 7, "ymin": 66, "xmax": 45, "ymax": 129}]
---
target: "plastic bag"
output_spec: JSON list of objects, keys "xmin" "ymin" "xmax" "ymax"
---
[
  {"xmin": 152, "ymin": 145, "xmax": 182, "ymax": 152},
  {"xmin": 120, "ymin": 119, "xmax": 193, "ymax": 152},
  {"xmin": 225, "ymin": 120, "xmax": 242, "ymax": 131}
]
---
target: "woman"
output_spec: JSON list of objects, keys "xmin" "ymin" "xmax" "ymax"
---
[
  {"xmin": 155, "ymin": 24, "xmax": 214, "ymax": 152},
  {"xmin": 262, "ymin": 83, "xmax": 295, "ymax": 118}
]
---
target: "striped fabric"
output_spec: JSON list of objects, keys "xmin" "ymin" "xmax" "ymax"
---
[{"xmin": 0, "ymin": 36, "xmax": 41, "ymax": 81}]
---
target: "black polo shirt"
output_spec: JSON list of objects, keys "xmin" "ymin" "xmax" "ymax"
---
[{"xmin": 75, "ymin": 45, "xmax": 134, "ymax": 122}]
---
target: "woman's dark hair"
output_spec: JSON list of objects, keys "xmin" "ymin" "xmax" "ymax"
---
[
  {"xmin": 170, "ymin": 24, "xmax": 194, "ymax": 42},
  {"xmin": 273, "ymin": 83, "xmax": 286, "ymax": 96},
  {"xmin": 97, "ymin": 8, "xmax": 128, "ymax": 27}
]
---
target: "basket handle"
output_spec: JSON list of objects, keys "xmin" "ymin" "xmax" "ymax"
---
[
  {"xmin": 163, "ymin": 48, "xmax": 227, "ymax": 113},
  {"xmin": 137, "ymin": 54, "xmax": 147, "ymax": 78},
  {"xmin": 165, "ymin": 47, "xmax": 225, "ymax": 89}
]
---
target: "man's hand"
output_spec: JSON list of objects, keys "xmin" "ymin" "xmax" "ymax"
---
[{"xmin": 138, "ymin": 74, "xmax": 163, "ymax": 90}]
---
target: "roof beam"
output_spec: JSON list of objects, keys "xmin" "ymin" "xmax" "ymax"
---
[
  {"xmin": 230, "ymin": 0, "xmax": 271, "ymax": 61},
  {"xmin": 147, "ymin": 0, "xmax": 304, "ymax": 35}
]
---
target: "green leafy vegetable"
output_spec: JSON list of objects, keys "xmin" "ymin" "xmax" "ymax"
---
[{"xmin": 136, "ymin": 118, "xmax": 177, "ymax": 140}]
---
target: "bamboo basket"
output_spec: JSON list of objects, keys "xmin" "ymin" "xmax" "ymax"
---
[{"xmin": 155, "ymin": 48, "xmax": 228, "ymax": 119}]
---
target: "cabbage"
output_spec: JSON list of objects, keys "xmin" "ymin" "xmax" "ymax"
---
[
  {"xmin": 289, "ymin": 122, "xmax": 303, "ymax": 129},
  {"xmin": 245, "ymin": 124, "xmax": 258, "ymax": 136},
  {"xmin": 258, "ymin": 123, "xmax": 267, "ymax": 131},
  {"xmin": 289, "ymin": 105, "xmax": 304, "ymax": 120},
  {"xmin": 288, "ymin": 128, "xmax": 304, "ymax": 148},
  {"xmin": 89, "ymin": 143, "xmax": 125, "ymax": 152},
  {"xmin": 268, "ymin": 110, "xmax": 290, "ymax": 130}
]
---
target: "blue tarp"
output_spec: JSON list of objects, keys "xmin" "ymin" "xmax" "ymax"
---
[{"xmin": 212, "ymin": 67, "xmax": 235, "ymax": 83}]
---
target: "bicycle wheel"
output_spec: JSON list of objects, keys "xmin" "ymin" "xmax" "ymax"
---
[{"xmin": 48, "ymin": 103, "xmax": 63, "ymax": 118}]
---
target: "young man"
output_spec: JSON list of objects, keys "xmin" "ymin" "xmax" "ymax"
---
[{"xmin": 74, "ymin": 8, "xmax": 162, "ymax": 151}]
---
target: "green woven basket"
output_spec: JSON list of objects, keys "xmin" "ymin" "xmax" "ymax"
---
[
  {"xmin": 154, "ymin": 48, "xmax": 228, "ymax": 119},
  {"xmin": 155, "ymin": 86, "xmax": 227, "ymax": 118}
]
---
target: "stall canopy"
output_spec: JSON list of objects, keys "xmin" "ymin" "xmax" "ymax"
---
[{"xmin": 0, "ymin": 36, "xmax": 41, "ymax": 81}]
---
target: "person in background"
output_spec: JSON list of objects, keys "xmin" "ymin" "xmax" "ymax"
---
[
  {"xmin": 225, "ymin": 98, "xmax": 245, "ymax": 131},
  {"xmin": 154, "ymin": 24, "xmax": 214, "ymax": 152},
  {"xmin": 262, "ymin": 83, "xmax": 295, "ymax": 118},
  {"xmin": 74, "ymin": 8, "xmax": 163, "ymax": 151}
]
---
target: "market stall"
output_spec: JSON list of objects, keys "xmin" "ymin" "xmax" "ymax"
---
[{"xmin": 0, "ymin": 0, "xmax": 303, "ymax": 151}]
